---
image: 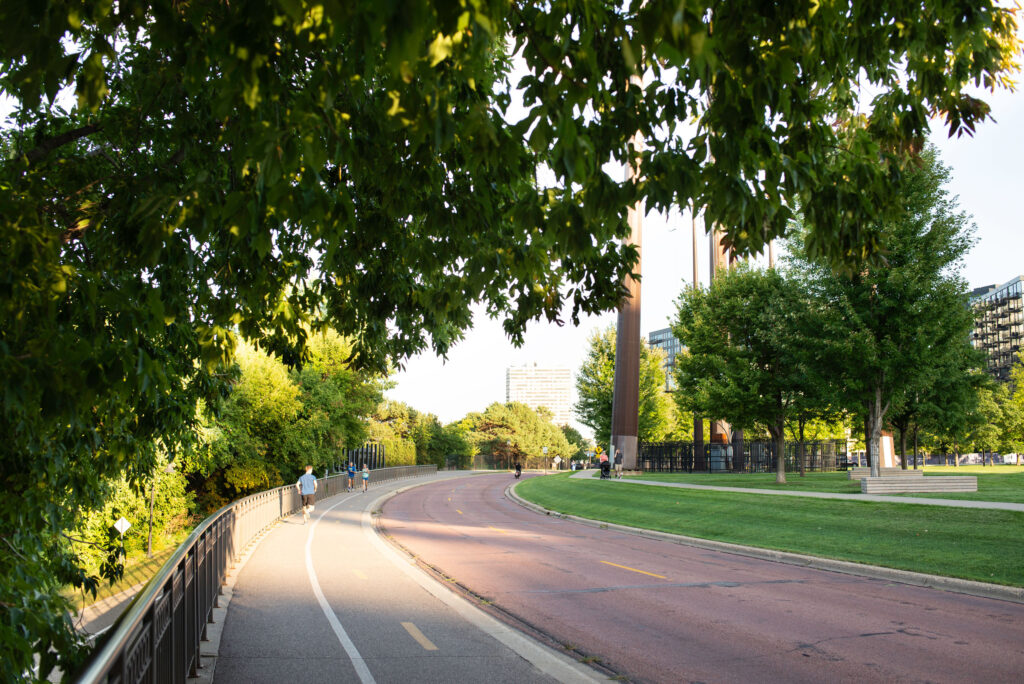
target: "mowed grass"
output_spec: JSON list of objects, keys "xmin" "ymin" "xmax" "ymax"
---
[
  {"xmin": 517, "ymin": 473, "xmax": 1024, "ymax": 586},
  {"xmin": 64, "ymin": 545, "xmax": 178, "ymax": 613},
  {"xmin": 618, "ymin": 467, "xmax": 1024, "ymax": 503}
]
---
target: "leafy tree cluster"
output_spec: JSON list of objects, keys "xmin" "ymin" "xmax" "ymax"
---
[
  {"xmin": 185, "ymin": 331, "xmax": 386, "ymax": 510},
  {"xmin": 460, "ymin": 402, "xmax": 578, "ymax": 469},
  {"xmin": 71, "ymin": 454, "xmax": 193, "ymax": 578},
  {"xmin": 559, "ymin": 424, "xmax": 594, "ymax": 462},
  {"xmin": 0, "ymin": 1, "xmax": 1019, "ymax": 677},
  {"xmin": 674, "ymin": 147, "xmax": 984, "ymax": 481},
  {"xmin": 915, "ymin": 357, "xmax": 1024, "ymax": 466},
  {"xmin": 367, "ymin": 400, "xmax": 472, "ymax": 469},
  {"xmin": 574, "ymin": 325, "xmax": 686, "ymax": 448}
]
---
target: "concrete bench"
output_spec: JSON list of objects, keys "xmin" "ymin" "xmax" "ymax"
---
[
  {"xmin": 861, "ymin": 476, "xmax": 977, "ymax": 494},
  {"xmin": 848, "ymin": 467, "xmax": 924, "ymax": 480}
]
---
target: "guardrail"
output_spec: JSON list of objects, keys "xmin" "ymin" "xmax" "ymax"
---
[{"xmin": 73, "ymin": 464, "xmax": 437, "ymax": 683}]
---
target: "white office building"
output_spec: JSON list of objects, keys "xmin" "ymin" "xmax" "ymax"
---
[{"xmin": 505, "ymin": 364, "xmax": 574, "ymax": 426}]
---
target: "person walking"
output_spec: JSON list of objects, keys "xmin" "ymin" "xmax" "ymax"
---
[
  {"xmin": 296, "ymin": 465, "xmax": 317, "ymax": 524},
  {"xmin": 614, "ymin": 449, "xmax": 624, "ymax": 479},
  {"xmin": 361, "ymin": 463, "xmax": 370, "ymax": 493},
  {"xmin": 347, "ymin": 460, "xmax": 356, "ymax": 492}
]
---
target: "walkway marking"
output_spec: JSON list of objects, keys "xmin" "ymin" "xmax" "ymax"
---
[
  {"xmin": 488, "ymin": 525, "xmax": 512, "ymax": 535},
  {"xmin": 401, "ymin": 621, "xmax": 439, "ymax": 651},
  {"xmin": 306, "ymin": 501, "xmax": 377, "ymax": 684},
  {"xmin": 352, "ymin": 569, "xmax": 368, "ymax": 580},
  {"xmin": 600, "ymin": 560, "xmax": 667, "ymax": 579},
  {"xmin": 456, "ymin": 509, "xmax": 463, "ymax": 515}
]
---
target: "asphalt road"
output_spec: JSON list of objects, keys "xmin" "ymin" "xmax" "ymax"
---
[
  {"xmin": 380, "ymin": 473, "xmax": 1024, "ymax": 683},
  {"xmin": 214, "ymin": 472, "xmax": 598, "ymax": 684}
]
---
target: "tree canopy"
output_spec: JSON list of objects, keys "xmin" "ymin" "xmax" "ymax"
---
[
  {"xmin": 673, "ymin": 266, "xmax": 842, "ymax": 482},
  {"xmin": 460, "ymin": 402, "xmax": 577, "ymax": 469},
  {"xmin": 787, "ymin": 146, "xmax": 982, "ymax": 475},
  {"xmin": 574, "ymin": 326, "xmax": 674, "ymax": 447}
]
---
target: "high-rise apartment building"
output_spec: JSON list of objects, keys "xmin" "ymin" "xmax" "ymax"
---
[
  {"xmin": 648, "ymin": 327, "xmax": 680, "ymax": 391},
  {"xmin": 505, "ymin": 364, "xmax": 574, "ymax": 426},
  {"xmin": 971, "ymin": 276, "xmax": 1024, "ymax": 383}
]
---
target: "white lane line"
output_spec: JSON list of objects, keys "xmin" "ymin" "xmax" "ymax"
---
[
  {"xmin": 306, "ymin": 499, "xmax": 377, "ymax": 684},
  {"xmin": 401, "ymin": 621, "xmax": 438, "ymax": 651}
]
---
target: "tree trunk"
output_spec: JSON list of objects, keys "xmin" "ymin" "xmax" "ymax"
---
[
  {"xmin": 774, "ymin": 424, "xmax": 787, "ymax": 484},
  {"xmin": 798, "ymin": 419, "xmax": 806, "ymax": 477},
  {"xmin": 953, "ymin": 439, "xmax": 959, "ymax": 467},
  {"xmin": 912, "ymin": 425, "xmax": 919, "ymax": 470},
  {"xmin": 899, "ymin": 425, "xmax": 908, "ymax": 469},
  {"xmin": 868, "ymin": 388, "xmax": 885, "ymax": 478},
  {"xmin": 864, "ymin": 411, "xmax": 872, "ymax": 471}
]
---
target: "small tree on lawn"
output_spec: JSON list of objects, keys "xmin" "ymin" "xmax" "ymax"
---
[{"xmin": 673, "ymin": 266, "xmax": 842, "ymax": 483}]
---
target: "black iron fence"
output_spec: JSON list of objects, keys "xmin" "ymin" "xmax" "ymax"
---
[
  {"xmin": 73, "ymin": 465, "xmax": 436, "ymax": 684},
  {"xmin": 342, "ymin": 442, "xmax": 386, "ymax": 470},
  {"xmin": 639, "ymin": 440, "xmax": 850, "ymax": 474}
]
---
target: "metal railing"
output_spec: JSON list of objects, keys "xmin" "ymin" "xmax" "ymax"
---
[
  {"xmin": 73, "ymin": 465, "xmax": 436, "ymax": 683},
  {"xmin": 639, "ymin": 441, "xmax": 850, "ymax": 474}
]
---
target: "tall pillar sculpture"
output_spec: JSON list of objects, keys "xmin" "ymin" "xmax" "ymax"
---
[
  {"xmin": 610, "ymin": 77, "xmax": 644, "ymax": 470},
  {"xmin": 691, "ymin": 207, "xmax": 704, "ymax": 458},
  {"xmin": 707, "ymin": 226, "xmax": 731, "ymax": 445}
]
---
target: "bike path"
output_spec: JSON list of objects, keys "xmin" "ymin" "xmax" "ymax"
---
[
  {"xmin": 570, "ymin": 470, "xmax": 1024, "ymax": 511},
  {"xmin": 212, "ymin": 472, "xmax": 599, "ymax": 684}
]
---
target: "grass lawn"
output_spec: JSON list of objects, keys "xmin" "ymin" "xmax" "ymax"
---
[
  {"xmin": 63, "ymin": 530, "xmax": 193, "ymax": 613},
  {"xmin": 615, "ymin": 466, "xmax": 1024, "ymax": 504},
  {"xmin": 517, "ymin": 473, "xmax": 1024, "ymax": 587}
]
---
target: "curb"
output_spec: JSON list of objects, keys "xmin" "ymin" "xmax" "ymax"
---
[{"xmin": 506, "ymin": 480, "xmax": 1024, "ymax": 605}]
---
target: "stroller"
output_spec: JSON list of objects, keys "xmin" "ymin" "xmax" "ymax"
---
[{"xmin": 599, "ymin": 460, "xmax": 611, "ymax": 479}]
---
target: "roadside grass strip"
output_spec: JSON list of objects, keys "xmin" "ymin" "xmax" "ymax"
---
[
  {"xmin": 622, "ymin": 468, "xmax": 1024, "ymax": 504},
  {"xmin": 518, "ymin": 474, "xmax": 1024, "ymax": 587},
  {"xmin": 64, "ymin": 542, "xmax": 181, "ymax": 612}
]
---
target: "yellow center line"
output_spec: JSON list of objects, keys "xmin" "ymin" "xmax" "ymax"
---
[
  {"xmin": 488, "ymin": 525, "xmax": 513, "ymax": 535},
  {"xmin": 456, "ymin": 509, "xmax": 463, "ymax": 515},
  {"xmin": 601, "ymin": 560, "xmax": 667, "ymax": 579},
  {"xmin": 352, "ymin": 569, "xmax": 368, "ymax": 580},
  {"xmin": 401, "ymin": 621, "xmax": 438, "ymax": 651}
]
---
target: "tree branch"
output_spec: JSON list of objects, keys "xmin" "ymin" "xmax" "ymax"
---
[{"xmin": 23, "ymin": 123, "xmax": 102, "ymax": 166}]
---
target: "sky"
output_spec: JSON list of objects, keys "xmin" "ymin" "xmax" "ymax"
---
[{"xmin": 386, "ymin": 82, "xmax": 1024, "ymax": 433}]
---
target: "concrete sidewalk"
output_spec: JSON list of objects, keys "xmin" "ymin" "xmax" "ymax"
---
[
  {"xmin": 211, "ymin": 471, "xmax": 600, "ymax": 684},
  {"xmin": 570, "ymin": 469, "xmax": 1024, "ymax": 512}
]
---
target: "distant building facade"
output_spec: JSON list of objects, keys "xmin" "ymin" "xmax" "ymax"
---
[
  {"xmin": 971, "ymin": 276, "xmax": 1024, "ymax": 383},
  {"xmin": 648, "ymin": 327, "xmax": 680, "ymax": 391},
  {"xmin": 505, "ymin": 364, "xmax": 574, "ymax": 426}
]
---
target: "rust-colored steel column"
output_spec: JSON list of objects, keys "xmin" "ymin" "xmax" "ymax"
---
[
  {"xmin": 691, "ymin": 207, "xmax": 703, "ymax": 452},
  {"xmin": 708, "ymin": 226, "xmax": 731, "ymax": 445},
  {"xmin": 611, "ymin": 97, "xmax": 643, "ymax": 470}
]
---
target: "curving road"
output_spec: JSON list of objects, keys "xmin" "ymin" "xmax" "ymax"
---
[{"xmin": 380, "ymin": 473, "xmax": 1024, "ymax": 683}]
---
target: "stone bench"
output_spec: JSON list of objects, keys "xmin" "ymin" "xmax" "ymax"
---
[
  {"xmin": 848, "ymin": 467, "xmax": 924, "ymax": 480},
  {"xmin": 861, "ymin": 476, "xmax": 977, "ymax": 494}
]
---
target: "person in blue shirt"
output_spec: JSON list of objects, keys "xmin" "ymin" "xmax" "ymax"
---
[
  {"xmin": 296, "ymin": 465, "xmax": 317, "ymax": 524},
  {"xmin": 347, "ymin": 461, "xmax": 356, "ymax": 492},
  {"xmin": 361, "ymin": 464, "xmax": 370, "ymax": 493}
]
